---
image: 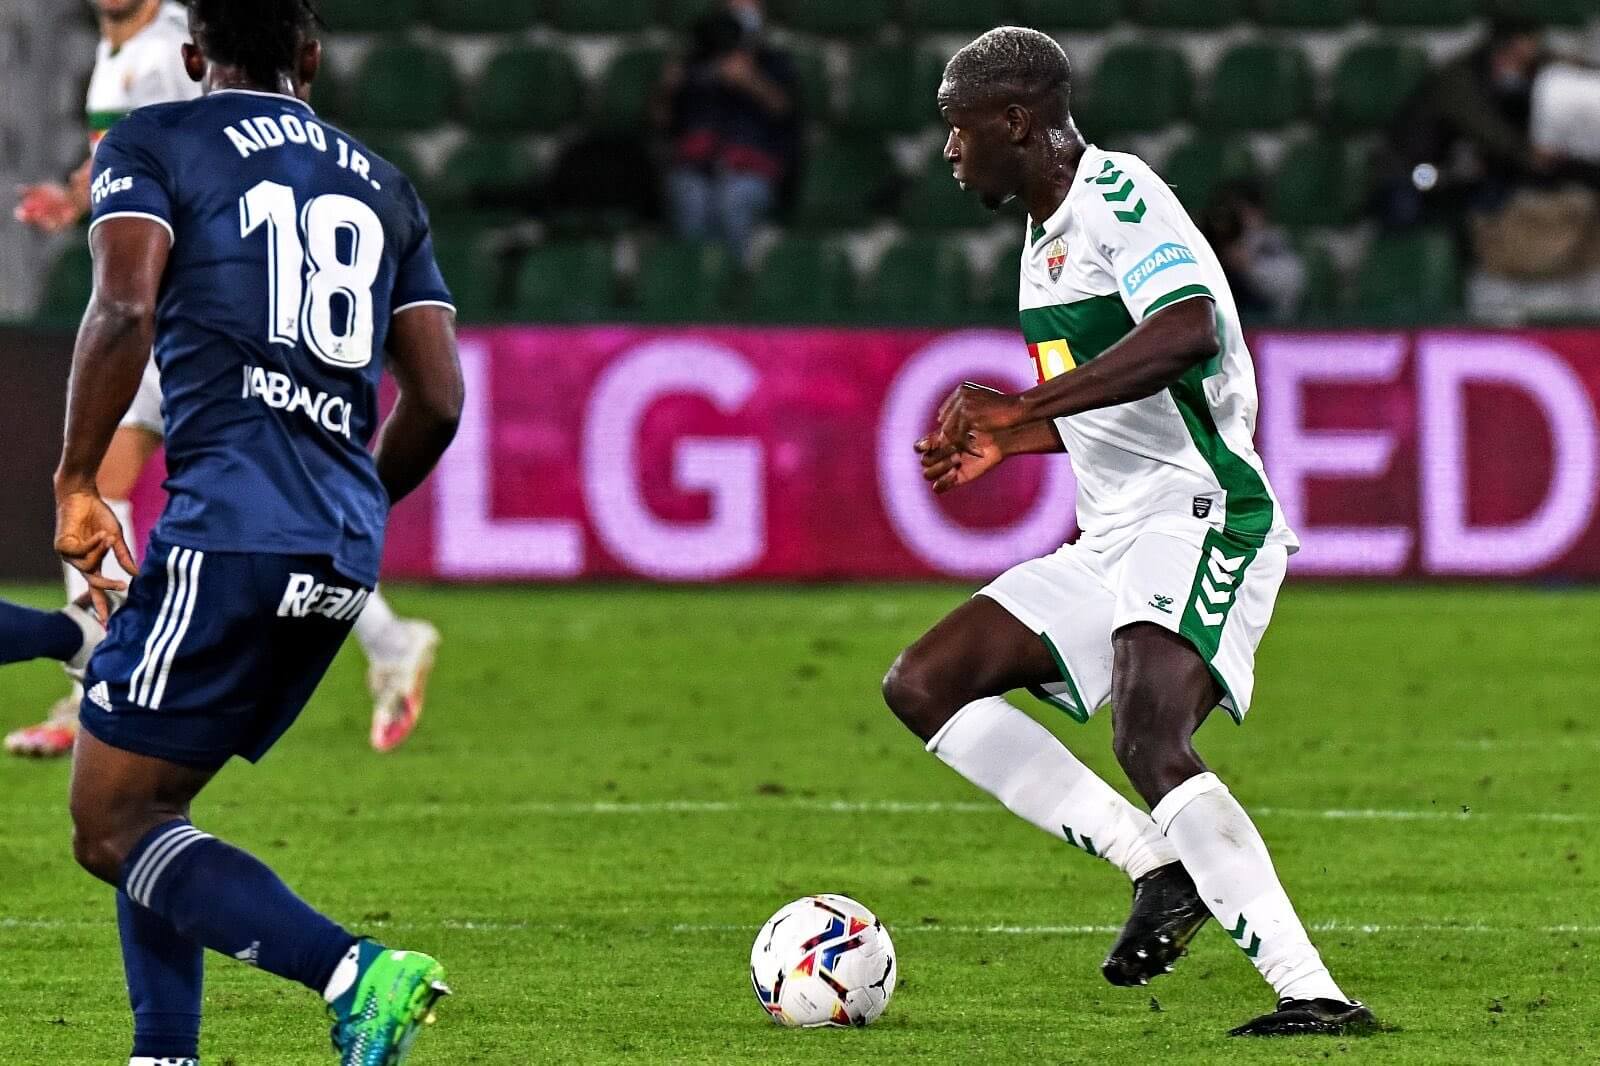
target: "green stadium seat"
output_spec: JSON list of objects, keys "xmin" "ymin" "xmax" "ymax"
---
[
  {"xmin": 1351, "ymin": 229, "xmax": 1461, "ymax": 320},
  {"xmin": 1251, "ymin": 0, "xmax": 1360, "ymax": 26},
  {"xmin": 1295, "ymin": 238, "xmax": 1340, "ymax": 320},
  {"xmin": 1331, "ymin": 43, "xmax": 1430, "ymax": 130},
  {"xmin": 1078, "ymin": 43, "xmax": 1191, "ymax": 136},
  {"xmin": 421, "ymin": 0, "xmax": 539, "ymax": 32},
  {"xmin": 467, "ymin": 46, "xmax": 583, "ymax": 133},
  {"xmin": 745, "ymin": 237, "xmax": 853, "ymax": 322},
  {"xmin": 431, "ymin": 227, "xmax": 506, "ymax": 321},
  {"xmin": 1161, "ymin": 137, "xmax": 1257, "ymax": 214},
  {"xmin": 1203, "ymin": 42, "xmax": 1311, "ymax": 130},
  {"xmin": 316, "ymin": 0, "xmax": 418, "ymax": 33},
  {"xmin": 788, "ymin": 45, "xmax": 832, "ymax": 119},
  {"xmin": 36, "ymin": 242, "xmax": 93, "ymax": 323},
  {"xmin": 841, "ymin": 45, "xmax": 928, "ymax": 134},
  {"xmin": 662, "ymin": 0, "xmax": 720, "ymax": 30},
  {"xmin": 978, "ymin": 242, "xmax": 1022, "ymax": 322},
  {"xmin": 791, "ymin": 139, "xmax": 896, "ymax": 230},
  {"xmin": 425, "ymin": 139, "xmax": 540, "ymax": 224},
  {"xmin": 343, "ymin": 42, "xmax": 457, "ymax": 131},
  {"xmin": 869, "ymin": 237, "xmax": 971, "ymax": 325},
  {"xmin": 594, "ymin": 46, "xmax": 668, "ymax": 133},
  {"xmin": 1131, "ymin": 0, "xmax": 1245, "ymax": 27},
  {"xmin": 634, "ymin": 241, "xmax": 731, "ymax": 322},
  {"xmin": 1270, "ymin": 138, "xmax": 1365, "ymax": 227},
  {"xmin": 512, "ymin": 241, "xmax": 619, "ymax": 322},
  {"xmin": 349, "ymin": 132, "xmax": 424, "ymax": 183},
  {"xmin": 901, "ymin": 155, "xmax": 992, "ymax": 230},
  {"xmin": 1487, "ymin": 0, "xmax": 1589, "ymax": 24},
  {"xmin": 550, "ymin": 0, "xmax": 653, "ymax": 32},
  {"xmin": 904, "ymin": 0, "xmax": 1010, "ymax": 33},
  {"xmin": 1016, "ymin": 0, "xmax": 1124, "ymax": 29},
  {"xmin": 1367, "ymin": 0, "xmax": 1481, "ymax": 26},
  {"xmin": 774, "ymin": 0, "xmax": 893, "ymax": 36}
]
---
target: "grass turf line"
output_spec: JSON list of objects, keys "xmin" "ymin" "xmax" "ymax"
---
[{"xmin": 1, "ymin": 583, "xmax": 1597, "ymax": 1064}]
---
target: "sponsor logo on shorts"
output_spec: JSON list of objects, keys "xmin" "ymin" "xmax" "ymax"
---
[
  {"xmin": 87, "ymin": 680, "xmax": 113, "ymax": 711},
  {"xmin": 1121, "ymin": 242, "xmax": 1197, "ymax": 296},
  {"xmin": 277, "ymin": 574, "xmax": 370, "ymax": 620},
  {"xmin": 1148, "ymin": 594, "xmax": 1175, "ymax": 614}
]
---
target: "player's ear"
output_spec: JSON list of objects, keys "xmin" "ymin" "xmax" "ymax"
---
[
  {"xmin": 296, "ymin": 39, "xmax": 322, "ymax": 103},
  {"xmin": 1005, "ymin": 103, "xmax": 1031, "ymax": 145},
  {"xmin": 181, "ymin": 42, "xmax": 204, "ymax": 85}
]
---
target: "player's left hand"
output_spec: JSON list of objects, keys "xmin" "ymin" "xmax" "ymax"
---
[
  {"xmin": 937, "ymin": 382, "xmax": 1026, "ymax": 456},
  {"xmin": 54, "ymin": 490, "xmax": 138, "ymax": 623}
]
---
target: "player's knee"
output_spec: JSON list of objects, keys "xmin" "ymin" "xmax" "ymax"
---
[
  {"xmin": 69, "ymin": 818, "xmax": 124, "ymax": 884},
  {"xmin": 881, "ymin": 650, "xmax": 953, "ymax": 742}
]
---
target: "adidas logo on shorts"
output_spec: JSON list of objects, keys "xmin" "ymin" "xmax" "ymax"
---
[{"xmin": 87, "ymin": 681, "xmax": 113, "ymax": 711}]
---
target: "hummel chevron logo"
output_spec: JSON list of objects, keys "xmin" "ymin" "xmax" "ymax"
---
[
  {"xmin": 1227, "ymin": 914, "xmax": 1262, "ymax": 959},
  {"xmin": 1062, "ymin": 826, "xmax": 1099, "ymax": 857},
  {"xmin": 1207, "ymin": 547, "xmax": 1244, "ymax": 586},
  {"xmin": 1086, "ymin": 159, "xmax": 1147, "ymax": 223},
  {"xmin": 1194, "ymin": 548, "xmax": 1248, "ymax": 627}
]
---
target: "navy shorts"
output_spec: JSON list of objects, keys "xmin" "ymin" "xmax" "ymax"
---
[{"xmin": 80, "ymin": 536, "xmax": 372, "ymax": 770}]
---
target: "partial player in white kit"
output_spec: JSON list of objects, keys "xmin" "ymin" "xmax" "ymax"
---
[
  {"xmin": 881, "ymin": 28, "xmax": 1378, "ymax": 1036},
  {"xmin": 9, "ymin": 0, "xmax": 441, "ymax": 757}
]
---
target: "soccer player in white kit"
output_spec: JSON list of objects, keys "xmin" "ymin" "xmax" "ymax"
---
[
  {"xmin": 881, "ymin": 28, "xmax": 1378, "ymax": 1036},
  {"xmin": 10, "ymin": 0, "xmax": 442, "ymax": 757}
]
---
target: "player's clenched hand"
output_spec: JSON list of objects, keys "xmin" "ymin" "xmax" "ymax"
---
[
  {"xmin": 54, "ymin": 490, "xmax": 137, "ymax": 623},
  {"xmin": 937, "ymin": 382, "xmax": 1026, "ymax": 456},
  {"xmin": 14, "ymin": 182, "xmax": 83, "ymax": 233},
  {"xmin": 915, "ymin": 430, "xmax": 1004, "ymax": 494}
]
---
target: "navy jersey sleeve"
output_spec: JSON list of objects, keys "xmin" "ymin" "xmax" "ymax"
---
[
  {"xmin": 392, "ymin": 180, "xmax": 453, "ymax": 314},
  {"xmin": 87, "ymin": 112, "xmax": 177, "ymax": 243}
]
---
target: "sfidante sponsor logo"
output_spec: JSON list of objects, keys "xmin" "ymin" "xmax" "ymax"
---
[{"xmin": 1122, "ymin": 243, "xmax": 1197, "ymax": 296}]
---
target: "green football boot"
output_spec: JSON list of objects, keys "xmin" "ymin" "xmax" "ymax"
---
[{"xmin": 328, "ymin": 941, "xmax": 450, "ymax": 1065}]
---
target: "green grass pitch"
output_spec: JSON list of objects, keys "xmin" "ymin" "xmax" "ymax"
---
[{"xmin": 2, "ymin": 582, "xmax": 1598, "ymax": 1064}]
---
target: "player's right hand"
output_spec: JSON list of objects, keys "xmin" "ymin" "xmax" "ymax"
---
[
  {"xmin": 54, "ymin": 491, "xmax": 138, "ymax": 623},
  {"xmin": 915, "ymin": 430, "xmax": 1004, "ymax": 494},
  {"xmin": 14, "ymin": 182, "xmax": 84, "ymax": 233}
]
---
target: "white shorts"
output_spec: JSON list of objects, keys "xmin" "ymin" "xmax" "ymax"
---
[
  {"xmin": 118, "ymin": 356, "xmax": 164, "ymax": 436},
  {"xmin": 979, "ymin": 519, "xmax": 1288, "ymax": 723}
]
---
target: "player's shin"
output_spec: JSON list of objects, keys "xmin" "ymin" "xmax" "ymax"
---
[
  {"xmin": 1152, "ymin": 772, "xmax": 1346, "ymax": 1002},
  {"xmin": 928, "ymin": 697, "xmax": 1178, "ymax": 880},
  {"xmin": 119, "ymin": 820, "xmax": 356, "ymax": 995},
  {"xmin": 118, "ymin": 891, "xmax": 203, "ymax": 1062}
]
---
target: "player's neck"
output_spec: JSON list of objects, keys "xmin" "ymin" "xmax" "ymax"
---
[
  {"xmin": 100, "ymin": 0, "xmax": 161, "ymax": 51},
  {"xmin": 1021, "ymin": 134, "xmax": 1086, "ymax": 227},
  {"xmin": 204, "ymin": 69, "xmax": 301, "ymax": 101}
]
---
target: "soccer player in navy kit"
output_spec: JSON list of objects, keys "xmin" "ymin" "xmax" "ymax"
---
[{"xmin": 54, "ymin": 2, "xmax": 463, "ymax": 1063}]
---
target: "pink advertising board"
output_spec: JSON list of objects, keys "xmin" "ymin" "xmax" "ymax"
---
[{"xmin": 132, "ymin": 327, "xmax": 1600, "ymax": 581}]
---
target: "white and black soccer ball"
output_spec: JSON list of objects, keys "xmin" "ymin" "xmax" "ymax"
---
[{"xmin": 749, "ymin": 894, "xmax": 897, "ymax": 1028}]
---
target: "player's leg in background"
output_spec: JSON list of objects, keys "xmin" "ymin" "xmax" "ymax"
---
[
  {"xmin": 0, "ymin": 597, "xmax": 92, "ymax": 666},
  {"xmin": 1111, "ymin": 623, "xmax": 1369, "ymax": 1029},
  {"xmin": 354, "ymin": 589, "xmax": 441, "ymax": 752},
  {"xmin": 882, "ymin": 595, "xmax": 1179, "ymax": 884}
]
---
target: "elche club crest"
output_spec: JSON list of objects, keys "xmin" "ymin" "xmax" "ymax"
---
[{"xmin": 1046, "ymin": 238, "xmax": 1067, "ymax": 282}]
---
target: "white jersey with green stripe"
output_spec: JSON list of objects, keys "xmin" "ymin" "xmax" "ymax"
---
[
  {"xmin": 86, "ymin": 2, "xmax": 197, "ymax": 150},
  {"xmin": 1017, "ymin": 145, "xmax": 1297, "ymax": 553}
]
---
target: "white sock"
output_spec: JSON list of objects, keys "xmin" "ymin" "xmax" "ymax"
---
[
  {"xmin": 1153, "ymin": 772, "xmax": 1346, "ymax": 1003},
  {"xmin": 323, "ymin": 943, "xmax": 363, "ymax": 1003},
  {"xmin": 927, "ymin": 697, "xmax": 1178, "ymax": 881},
  {"xmin": 352, "ymin": 587, "xmax": 406, "ymax": 659},
  {"xmin": 63, "ymin": 498, "xmax": 136, "ymax": 602}
]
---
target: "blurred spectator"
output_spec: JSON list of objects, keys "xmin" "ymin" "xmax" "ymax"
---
[
  {"xmin": 1199, "ymin": 180, "xmax": 1306, "ymax": 323},
  {"xmin": 657, "ymin": 0, "xmax": 798, "ymax": 265}
]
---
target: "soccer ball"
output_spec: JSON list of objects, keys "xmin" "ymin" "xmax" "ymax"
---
[{"xmin": 749, "ymin": 894, "xmax": 897, "ymax": 1028}]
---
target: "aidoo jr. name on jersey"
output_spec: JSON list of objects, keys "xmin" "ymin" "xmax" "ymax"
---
[{"xmin": 222, "ymin": 113, "xmax": 381, "ymax": 187}]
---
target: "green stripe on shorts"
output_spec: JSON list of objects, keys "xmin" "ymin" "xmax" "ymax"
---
[{"xmin": 1178, "ymin": 529, "xmax": 1257, "ymax": 721}]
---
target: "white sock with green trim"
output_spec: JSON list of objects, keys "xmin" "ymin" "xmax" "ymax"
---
[
  {"xmin": 1152, "ymin": 772, "xmax": 1346, "ymax": 1003},
  {"xmin": 927, "ymin": 697, "xmax": 1179, "ymax": 881}
]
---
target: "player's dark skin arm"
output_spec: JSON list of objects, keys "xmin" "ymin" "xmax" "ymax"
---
[
  {"xmin": 53, "ymin": 217, "xmax": 166, "ymax": 620},
  {"xmin": 373, "ymin": 306, "xmax": 463, "ymax": 505}
]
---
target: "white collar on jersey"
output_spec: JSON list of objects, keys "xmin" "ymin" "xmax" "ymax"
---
[{"xmin": 207, "ymin": 87, "xmax": 316, "ymax": 114}]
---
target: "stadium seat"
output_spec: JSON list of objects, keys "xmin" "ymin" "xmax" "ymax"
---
[
  {"xmin": 662, "ymin": 0, "xmax": 721, "ymax": 30},
  {"xmin": 1487, "ymin": 0, "xmax": 1589, "ymax": 24},
  {"xmin": 788, "ymin": 44, "xmax": 832, "ymax": 120},
  {"xmin": 595, "ymin": 47, "xmax": 669, "ymax": 133},
  {"xmin": 1130, "ymin": 0, "xmax": 1245, "ymax": 28},
  {"xmin": 773, "ymin": 0, "xmax": 893, "ymax": 36},
  {"xmin": 1078, "ymin": 43, "xmax": 1191, "ymax": 136},
  {"xmin": 633, "ymin": 241, "xmax": 732, "ymax": 322},
  {"xmin": 744, "ymin": 237, "xmax": 853, "ymax": 322},
  {"xmin": 868, "ymin": 236, "xmax": 971, "ymax": 325},
  {"xmin": 1366, "ymin": 0, "xmax": 1481, "ymax": 26},
  {"xmin": 431, "ymin": 227, "xmax": 506, "ymax": 321},
  {"xmin": 1330, "ymin": 43, "xmax": 1430, "ymax": 130},
  {"xmin": 1270, "ymin": 138, "xmax": 1365, "ymax": 227},
  {"xmin": 342, "ymin": 42, "xmax": 457, "ymax": 131},
  {"xmin": 351, "ymin": 132, "xmax": 425, "ymax": 183},
  {"xmin": 1351, "ymin": 229, "xmax": 1461, "ymax": 320},
  {"xmin": 512, "ymin": 241, "xmax": 619, "ymax": 322},
  {"xmin": 900, "ymin": 155, "xmax": 992, "ymax": 230},
  {"xmin": 467, "ymin": 46, "xmax": 583, "ymax": 133},
  {"xmin": 1251, "ymin": 0, "xmax": 1360, "ymax": 26},
  {"xmin": 1295, "ymin": 238, "xmax": 1340, "ymax": 320},
  {"xmin": 903, "ymin": 0, "xmax": 1010, "ymax": 33},
  {"xmin": 421, "ymin": 0, "xmax": 539, "ymax": 33},
  {"xmin": 425, "ymin": 139, "xmax": 540, "ymax": 224},
  {"xmin": 316, "ymin": 0, "xmax": 418, "ymax": 33},
  {"xmin": 841, "ymin": 45, "xmax": 929, "ymax": 134},
  {"xmin": 36, "ymin": 242, "xmax": 92, "ymax": 323},
  {"xmin": 978, "ymin": 242, "xmax": 1022, "ymax": 322},
  {"xmin": 1016, "ymin": 0, "xmax": 1124, "ymax": 29},
  {"xmin": 790, "ymin": 138, "xmax": 897, "ymax": 231},
  {"xmin": 1203, "ymin": 43, "xmax": 1311, "ymax": 131},
  {"xmin": 550, "ymin": 0, "xmax": 654, "ymax": 33},
  {"xmin": 1161, "ymin": 137, "xmax": 1257, "ymax": 214}
]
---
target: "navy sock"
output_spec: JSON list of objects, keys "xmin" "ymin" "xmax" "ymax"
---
[
  {"xmin": 118, "ymin": 891, "xmax": 203, "ymax": 1060},
  {"xmin": 0, "ymin": 599, "xmax": 81, "ymax": 664},
  {"xmin": 121, "ymin": 820, "xmax": 357, "ymax": 994}
]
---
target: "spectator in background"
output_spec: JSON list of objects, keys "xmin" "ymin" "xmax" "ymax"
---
[
  {"xmin": 657, "ymin": 0, "xmax": 798, "ymax": 266},
  {"xmin": 1199, "ymin": 180, "xmax": 1306, "ymax": 323}
]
